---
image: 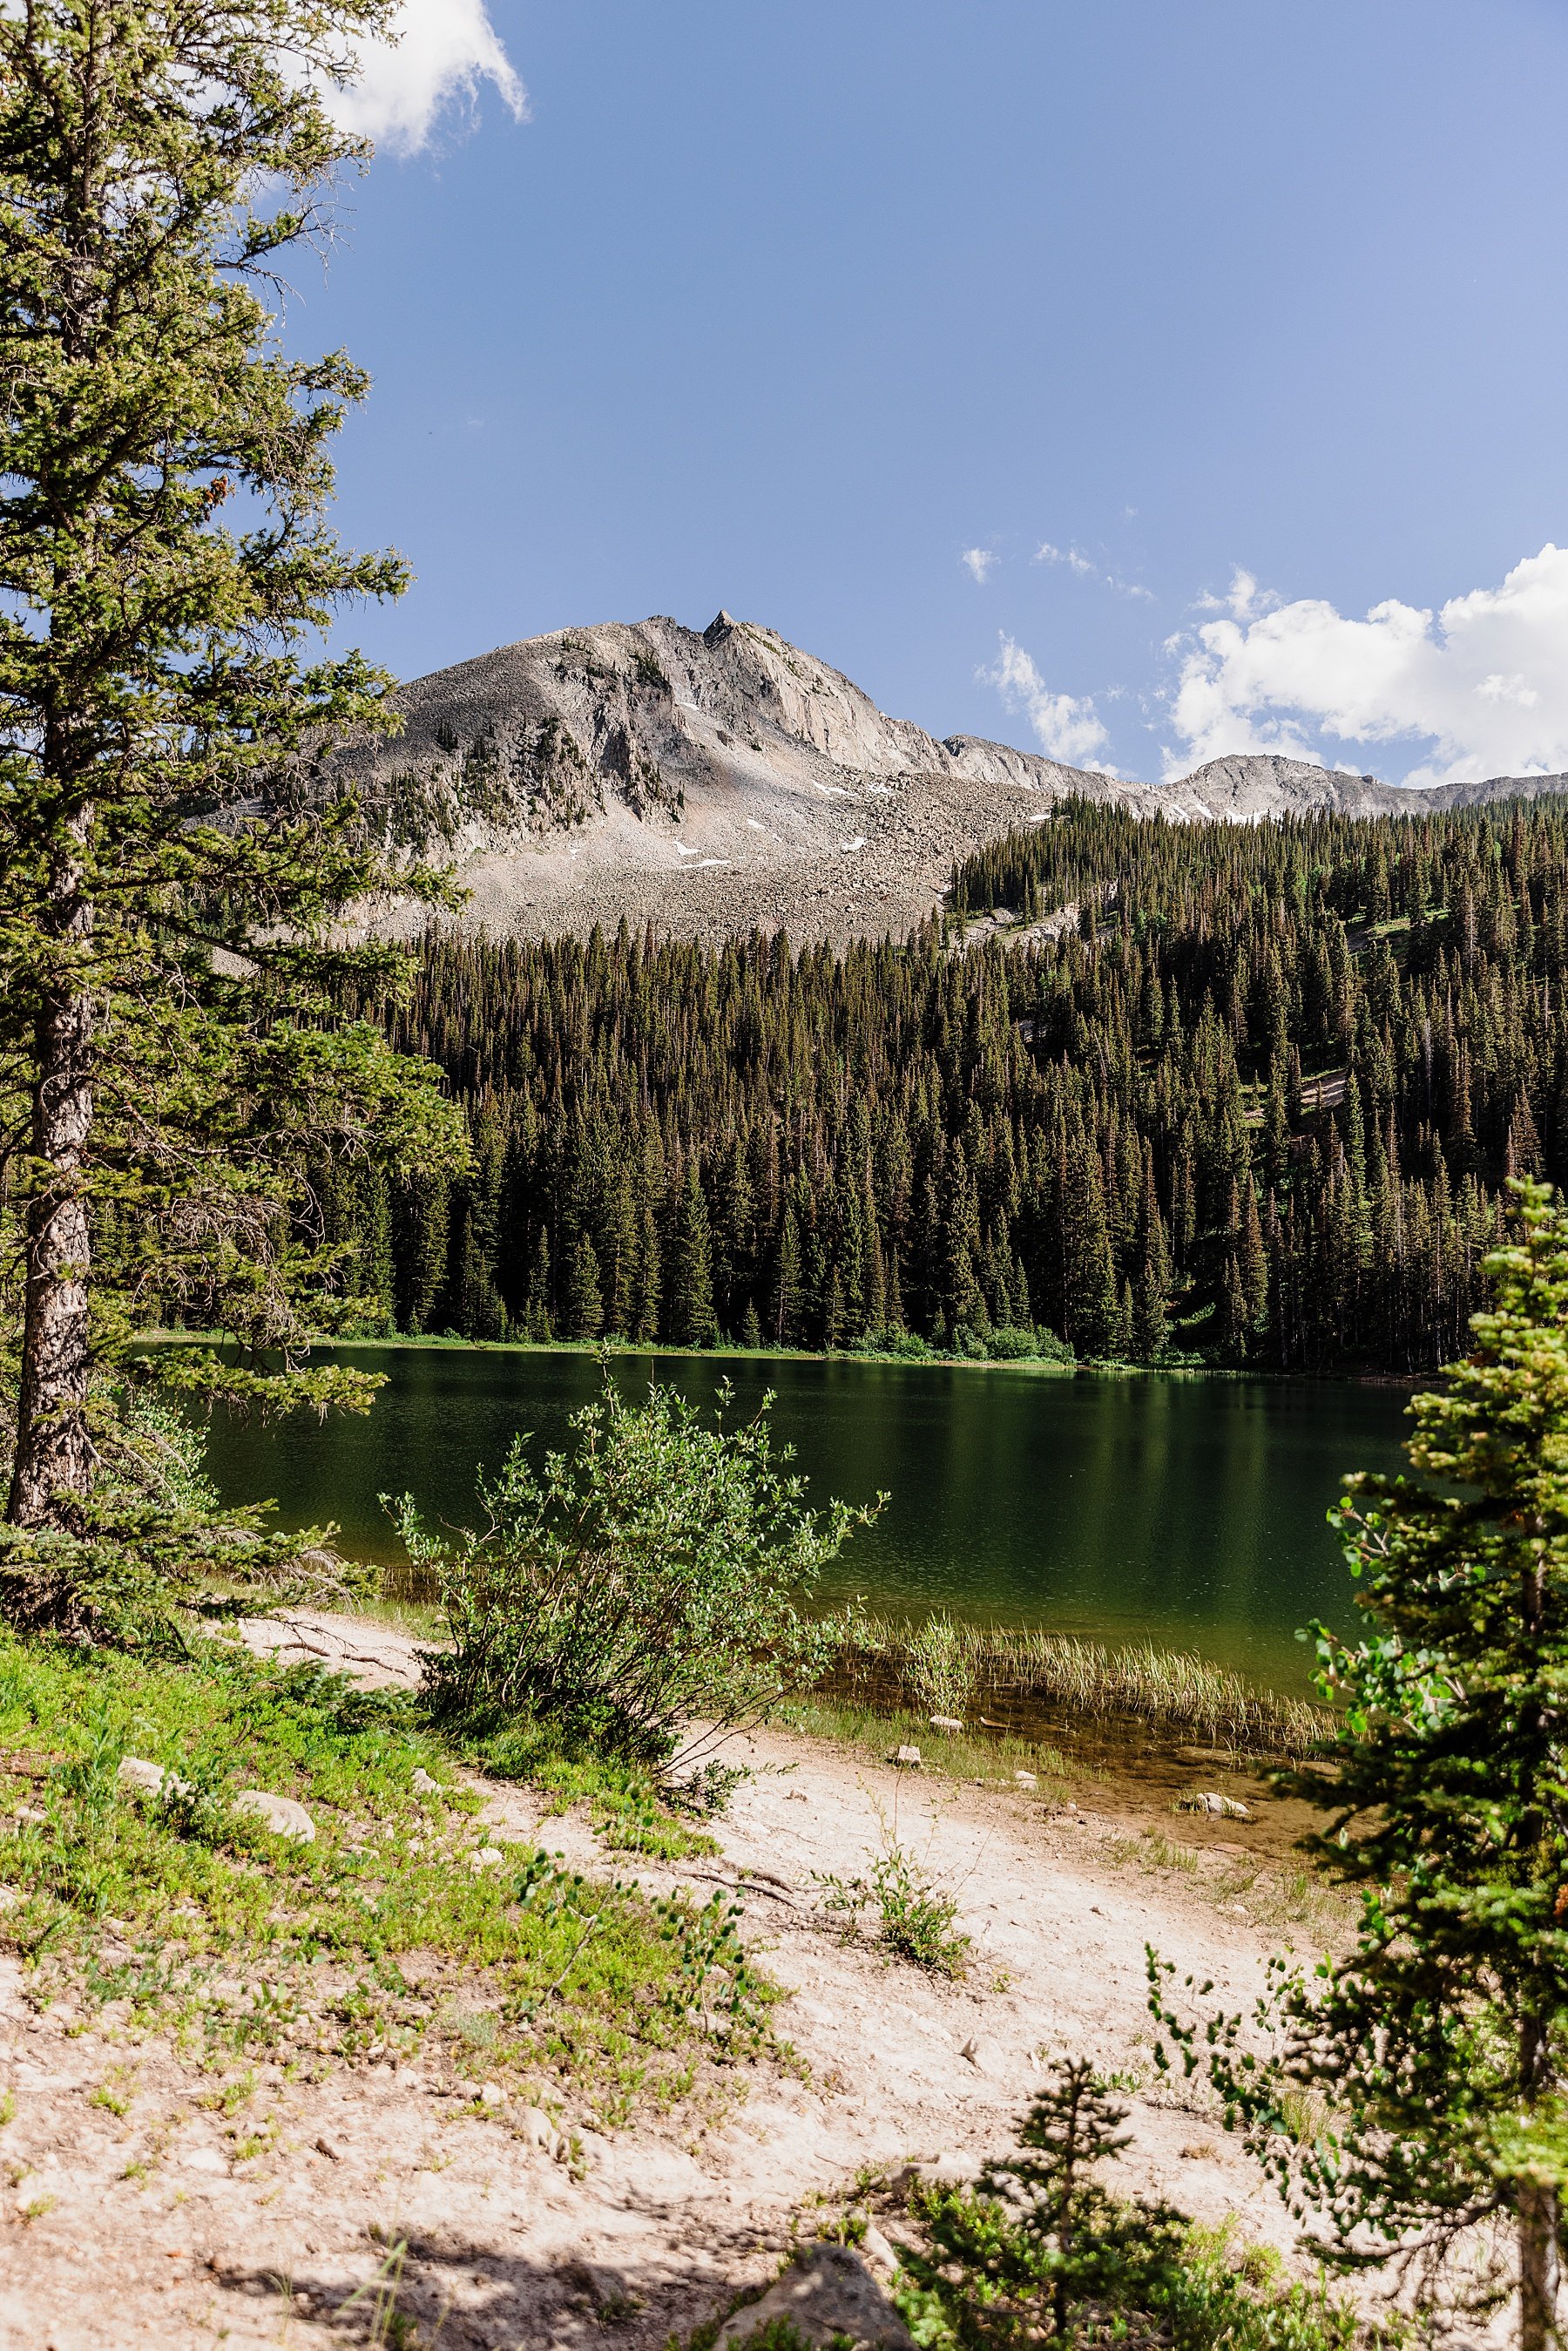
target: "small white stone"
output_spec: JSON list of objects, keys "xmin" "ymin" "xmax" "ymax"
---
[
  {"xmin": 929, "ymin": 1716, "xmax": 963, "ymax": 1733},
  {"xmin": 233, "ymin": 1791, "xmax": 314, "ymax": 1843},
  {"xmin": 478, "ymin": 2082, "xmax": 505, "ymax": 2108},
  {"xmin": 520, "ymin": 2104, "xmax": 555, "ymax": 2148},
  {"xmin": 861, "ymin": 2224, "xmax": 900, "ymax": 2275},
  {"xmin": 467, "ymin": 1845, "xmax": 504, "ymax": 1873},
  {"xmin": 960, "ymin": 2036, "xmax": 1007, "ymax": 2078},
  {"xmin": 116, "ymin": 1758, "xmax": 166, "ymax": 1796},
  {"xmin": 890, "ymin": 1745, "xmax": 923, "ymax": 1769},
  {"xmin": 1013, "ymin": 1770, "xmax": 1038, "ymax": 1789},
  {"xmin": 410, "ymin": 1768, "xmax": 442, "ymax": 1796}
]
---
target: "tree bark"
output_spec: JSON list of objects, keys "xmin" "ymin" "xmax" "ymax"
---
[
  {"xmin": 7, "ymin": 813, "xmax": 95, "ymax": 1529},
  {"xmin": 1519, "ymin": 2174, "xmax": 1560, "ymax": 2351},
  {"xmin": 1518, "ymin": 1538, "xmax": 1560, "ymax": 2351}
]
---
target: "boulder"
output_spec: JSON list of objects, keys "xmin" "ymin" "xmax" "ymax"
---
[
  {"xmin": 1179, "ymin": 1791, "xmax": 1252, "ymax": 1820},
  {"xmin": 889, "ymin": 2150, "xmax": 983, "ymax": 2192},
  {"xmin": 717, "ymin": 2245, "xmax": 914, "ymax": 2349},
  {"xmin": 233, "ymin": 1790, "xmax": 315, "ymax": 1843},
  {"xmin": 520, "ymin": 2104, "xmax": 565, "ymax": 2158}
]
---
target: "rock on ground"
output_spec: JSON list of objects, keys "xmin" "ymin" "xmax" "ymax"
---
[{"xmin": 716, "ymin": 2244, "xmax": 914, "ymax": 2348}]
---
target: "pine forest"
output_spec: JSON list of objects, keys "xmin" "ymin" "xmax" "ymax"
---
[{"xmin": 310, "ymin": 797, "xmax": 1568, "ymax": 1375}]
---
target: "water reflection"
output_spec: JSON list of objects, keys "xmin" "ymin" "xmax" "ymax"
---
[{"xmin": 198, "ymin": 1350, "xmax": 1411, "ymax": 1694}]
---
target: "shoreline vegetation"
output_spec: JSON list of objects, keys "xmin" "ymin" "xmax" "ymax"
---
[
  {"xmin": 817, "ymin": 1609, "xmax": 1330, "ymax": 1758},
  {"xmin": 141, "ymin": 1323, "xmax": 1418, "ymax": 1389},
  {"xmin": 356, "ymin": 1592, "xmax": 1328, "ymax": 1765}
]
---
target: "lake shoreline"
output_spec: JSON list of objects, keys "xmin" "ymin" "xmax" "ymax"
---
[
  {"xmin": 142, "ymin": 1325, "xmax": 1426, "ymax": 1391},
  {"xmin": 184, "ymin": 1341, "xmax": 1413, "ymax": 1697}
]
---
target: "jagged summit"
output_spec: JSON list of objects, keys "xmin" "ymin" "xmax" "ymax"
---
[{"xmin": 339, "ymin": 612, "xmax": 1568, "ymax": 945}]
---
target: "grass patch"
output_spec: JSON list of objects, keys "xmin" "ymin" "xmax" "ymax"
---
[
  {"xmin": 443, "ymin": 1713, "xmax": 722, "ymax": 1861},
  {"xmin": 777, "ymin": 1691, "xmax": 1078, "ymax": 1796},
  {"xmin": 1106, "ymin": 1829, "xmax": 1202, "ymax": 1877},
  {"xmin": 0, "ymin": 1630, "xmax": 771, "ymax": 2125},
  {"xmin": 821, "ymin": 1613, "xmax": 1328, "ymax": 1755},
  {"xmin": 814, "ymin": 1840, "xmax": 971, "ymax": 1979}
]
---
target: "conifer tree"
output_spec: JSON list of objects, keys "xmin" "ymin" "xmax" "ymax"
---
[
  {"xmin": 0, "ymin": 0, "xmax": 464, "ymax": 1617},
  {"xmin": 563, "ymin": 1231, "xmax": 604, "ymax": 1341},
  {"xmin": 1154, "ymin": 1180, "xmax": 1568, "ymax": 2347},
  {"xmin": 668, "ymin": 1167, "xmax": 717, "ymax": 1348},
  {"xmin": 770, "ymin": 1206, "xmax": 801, "ymax": 1347}
]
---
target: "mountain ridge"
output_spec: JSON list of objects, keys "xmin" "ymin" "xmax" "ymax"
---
[{"xmin": 344, "ymin": 610, "xmax": 1568, "ymax": 942}]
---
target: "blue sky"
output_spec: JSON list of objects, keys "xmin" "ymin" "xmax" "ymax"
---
[{"xmin": 314, "ymin": 1, "xmax": 1568, "ymax": 786}]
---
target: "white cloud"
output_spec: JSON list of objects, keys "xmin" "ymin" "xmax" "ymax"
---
[
  {"xmin": 1194, "ymin": 567, "xmax": 1278, "ymax": 622},
  {"xmin": 329, "ymin": 0, "xmax": 526, "ymax": 155},
  {"xmin": 1036, "ymin": 540, "xmax": 1152, "ymax": 600},
  {"xmin": 1166, "ymin": 546, "xmax": 1568, "ymax": 784},
  {"xmin": 961, "ymin": 546, "xmax": 997, "ymax": 584},
  {"xmin": 1037, "ymin": 539, "xmax": 1095, "ymax": 576},
  {"xmin": 984, "ymin": 635, "xmax": 1115, "ymax": 772}
]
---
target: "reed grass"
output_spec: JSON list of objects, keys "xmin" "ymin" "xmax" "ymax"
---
[{"xmin": 817, "ymin": 1610, "xmax": 1330, "ymax": 1756}]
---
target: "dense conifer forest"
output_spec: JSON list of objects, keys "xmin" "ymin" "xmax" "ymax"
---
[{"xmin": 317, "ymin": 797, "xmax": 1568, "ymax": 1373}]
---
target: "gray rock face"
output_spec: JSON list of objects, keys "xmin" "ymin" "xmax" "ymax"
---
[{"xmin": 340, "ymin": 611, "xmax": 1568, "ymax": 945}]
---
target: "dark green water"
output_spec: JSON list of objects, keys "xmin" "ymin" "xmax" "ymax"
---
[{"xmin": 199, "ymin": 1349, "xmax": 1413, "ymax": 1695}]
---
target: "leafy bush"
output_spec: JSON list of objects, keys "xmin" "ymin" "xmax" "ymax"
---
[
  {"xmin": 848, "ymin": 1324, "xmax": 1075, "ymax": 1367},
  {"xmin": 399, "ymin": 1373, "xmax": 878, "ymax": 1764},
  {"xmin": 983, "ymin": 1323, "xmax": 1076, "ymax": 1365}
]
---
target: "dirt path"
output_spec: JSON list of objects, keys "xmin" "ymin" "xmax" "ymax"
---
[{"xmin": 0, "ymin": 1614, "xmax": 1314, "ymax": 2349}]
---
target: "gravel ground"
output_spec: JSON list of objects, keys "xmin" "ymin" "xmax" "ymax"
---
[{"xmin": 0, "ymin": 1613, "xmax": 1330, "ymax": 2350}]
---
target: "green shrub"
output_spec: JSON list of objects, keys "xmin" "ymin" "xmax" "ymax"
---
[
  {"xmin": 814, "ymin": 1839, "xmax": 970, "ymax": 1977},
  {"xmin": 983, "ymin": 1324, "xmax": 1076, "ymax": 1365},
  {"xmin": 398, "ymin": 1373, "xmax": 878, "ymax": 1764},
  {"xmin": 893, "ymin": 2060, "xmax": 1370, "ymax": 2348}
]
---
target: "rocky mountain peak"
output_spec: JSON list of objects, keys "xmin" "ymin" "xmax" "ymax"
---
[{"xmin": 338, "ymin": 611, "xmax": 1568, "ymax": 945}]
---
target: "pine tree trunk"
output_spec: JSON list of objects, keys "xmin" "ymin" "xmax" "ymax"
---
[
  {"xmin": 1518, "ymin": 1539, "xmax": 1559, "ymax": 2351},
  {"xmin": 1518, "ymin": 2177, "xmax": 1560, "ymax": 2351},
  {"xmin": 7, "ymin": 819, "xmax": 95, "ymax": 1531}
]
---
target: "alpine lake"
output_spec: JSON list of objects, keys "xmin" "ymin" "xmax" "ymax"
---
[{"xmin": 198, "ymin": 1346, "xmax": 1416, "ymax": 1700}]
